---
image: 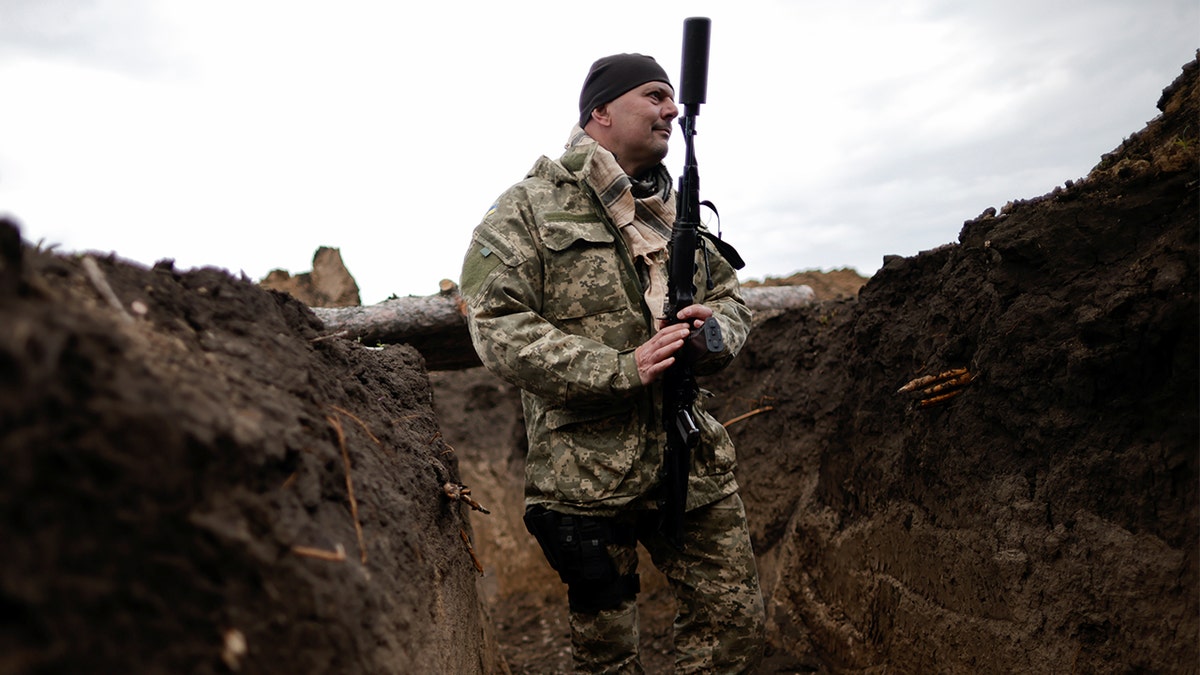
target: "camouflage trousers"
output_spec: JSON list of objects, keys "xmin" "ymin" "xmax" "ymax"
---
[{"xmin": 567, "ymin": 492, "xmax": 765, "ymax": 674}]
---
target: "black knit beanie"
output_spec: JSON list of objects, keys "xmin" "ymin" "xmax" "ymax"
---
[{"xmin": 578, "ymin": 53, "xmax": 672, "ymax": 129}]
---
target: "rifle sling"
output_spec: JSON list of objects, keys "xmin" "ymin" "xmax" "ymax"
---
[
  {"xmin": 698, "ymin": 230, "xmax": 745, "ymax": 271},
  {"xmin": 695, "ymin": 200, "xmax": 745, "ymax": 270}
]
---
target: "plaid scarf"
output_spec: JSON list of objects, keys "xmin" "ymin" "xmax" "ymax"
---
[{"xmin": 566, "ymin": 126, "xmax": 675, "ymax": 328}]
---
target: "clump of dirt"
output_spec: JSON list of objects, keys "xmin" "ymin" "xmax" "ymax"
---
[
  {"xmin": 259, "ymin": 246, "xmax": 361, "ymax": 308},
  {"xmin": 0, "ymin": 236, "xmax": 502, "ymax": 673},
  {"xmin": 744, "ymin": 268, "xmax": 868, "ymax": 301}
]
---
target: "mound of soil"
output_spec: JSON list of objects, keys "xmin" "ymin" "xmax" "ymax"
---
[
  {"xmin": 0, "ymin": 238, "xmax": 501, "ymax": 673},
  {"xmin": 259, "ymin": 246, "xmax": 362, "ymax": 308},
  {"xmin": 744, "ymin": 268, "xmax": 867, "ymax": 301},
  {"xmin": 727, "ymin": 67, "xmax": 1198, "ymax": 668},
  {"xmin": 1, "ymin": 54, "xmax": 1195, "ymax": 675}
]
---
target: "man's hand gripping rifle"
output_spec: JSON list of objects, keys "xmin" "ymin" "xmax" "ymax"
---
[{"xmin": 661, "ymin": 17, "xmax": 722, "ymax": 546}]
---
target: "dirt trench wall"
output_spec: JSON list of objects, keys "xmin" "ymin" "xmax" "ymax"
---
[
  {"xmin": 0, "ymin": 235, "xmax": 503, "ymax": 674},
  {"xmin": 711, "ymin": 57, "xmax": 1198, "ymax": 673},
  {"xmin": 728, "ymin": 198, "xmax": 1196, "ymax": 671}
]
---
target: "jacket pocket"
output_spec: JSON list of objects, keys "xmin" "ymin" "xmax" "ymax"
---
[
  {"xmin": 540, "ymin": 218, "xmax": 629, "ymax": 327},
  {"xmin": 692, "ymin": 401, "xmax": 737, "ymax": 477},
  {"xmin": 535, "ymin": 406, "xmax": 641, "ymax": 503}
]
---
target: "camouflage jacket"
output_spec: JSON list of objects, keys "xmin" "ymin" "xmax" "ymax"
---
[{"xmin": 460, "ymin": 139, "xmax": 751, "ymax": 516}]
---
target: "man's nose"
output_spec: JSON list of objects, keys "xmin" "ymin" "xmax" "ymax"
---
[{"xmin": 663, "ymin": 100, "xmax": 679, "ymax": 121}]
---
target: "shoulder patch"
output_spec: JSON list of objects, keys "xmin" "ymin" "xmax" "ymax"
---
[{"xmin": 460, "ymin": 240, "xmax": 503, "ymax": 298}]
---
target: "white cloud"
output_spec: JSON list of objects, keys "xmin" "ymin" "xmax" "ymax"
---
[{"xmin": 0, "ymin": 0, "xmax": 1195, "ymax": 302}]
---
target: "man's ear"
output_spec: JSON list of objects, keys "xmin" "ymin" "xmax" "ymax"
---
[{"xmin": 590, "ymin": 104, "xmax": 612, "ymax": 128}]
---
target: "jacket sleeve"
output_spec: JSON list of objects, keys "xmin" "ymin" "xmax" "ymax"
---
[
  {"xmin": 460, "ymin": 191, "xmax": 643, "ymax": 408},
  {"xmin": 692, "ymin": 234, "xmax": 752, "ymax": 377}
]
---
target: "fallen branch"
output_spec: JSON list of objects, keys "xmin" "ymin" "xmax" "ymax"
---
[
  {"xmin": 327, "ymin": 415, "xmax": 368, "ymax": 564},
  {"xmin": 742, "ymin": 285, "xmax": 815, "ymax": 311},
  {"xmin": 310, "ymin": 283, "xmax": 816, "ymax": 371},
  {"xmin": 310, "ymin": 281, "xmax": 472, "ymax": 369}
]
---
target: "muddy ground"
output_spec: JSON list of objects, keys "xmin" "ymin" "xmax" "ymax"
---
[{"xmin": 1, "ymin": 56, "xmax": 1196, "ymax": 674}]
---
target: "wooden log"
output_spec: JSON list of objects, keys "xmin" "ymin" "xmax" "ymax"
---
[
  {"xmin": 310, "ymin": 281, "xmax": 476, "ymax": 370},
  {"xmin": 311, "ymin": 282, "xmax": 814, "ymax": 371},
  {"xmin": 743, "ymin": 284, "xmax": 815, "ymax": 311}
]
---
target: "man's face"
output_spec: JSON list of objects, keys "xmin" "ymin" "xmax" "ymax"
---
[{"xmin": 596, "ymin": 81, "xmax": 678, "ymax": 177}]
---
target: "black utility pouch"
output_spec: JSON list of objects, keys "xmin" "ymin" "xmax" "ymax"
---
[
  {"xmin": 522, "ymin": 505, "xmax": 639, "ymax": 614},
  {"xmin": 523, "ymin": 504, "xmax": 566, "ymax": 573},
  {"xmin": 572, "ymin": 518, "xmax": 615, "ymax": 583}
]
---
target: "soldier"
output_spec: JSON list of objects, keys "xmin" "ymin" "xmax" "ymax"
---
[{"xmin": 460, "ymin": 53, "xmax": 764, "ymax": 673}]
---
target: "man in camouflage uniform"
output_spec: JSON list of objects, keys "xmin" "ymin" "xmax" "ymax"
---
[{"xmin": 460, "ymin": 53, "xmax": 764, "ymax": 673}]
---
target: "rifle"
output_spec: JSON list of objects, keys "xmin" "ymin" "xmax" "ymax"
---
[{"xmin": 661, "ymin": 17, "xmax": 723, "ymax": 546}]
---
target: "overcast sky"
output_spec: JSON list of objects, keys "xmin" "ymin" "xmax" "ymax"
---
[{"xmin": 1, "ymin": 1, "xmax": 1195, "ymax": 303}]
